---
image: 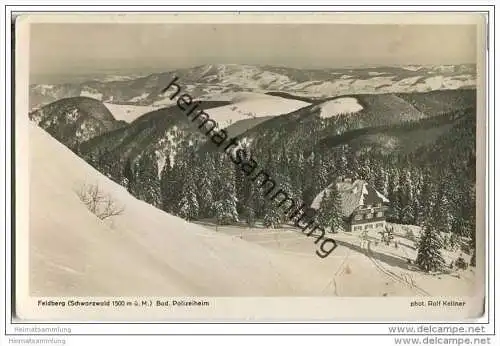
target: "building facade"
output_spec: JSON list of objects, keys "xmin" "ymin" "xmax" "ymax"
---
[{"xmin": 348, "ymin": 202, "xmax": 389, "ymax": 232}]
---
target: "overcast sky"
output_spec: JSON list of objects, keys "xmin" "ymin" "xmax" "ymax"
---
[{"xmin": 29, "ymin": 23, "xmax": 477, "ymax": 76}]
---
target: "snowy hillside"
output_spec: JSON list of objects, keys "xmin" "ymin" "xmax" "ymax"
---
[
  {"xmin": 204, "ymin": 92, "xmax": 310, "ymax": 128},
  {"xmin": 28, "ymin": 123, "xmax": 324, "ymax": 296},
  {"xmin": 315, "ymin": 97, "xmax": 364, "ymax": 119},
  {"xmin": 103, "ymin": 103, "xmax": 162, "ymax": 123},
  {"xmin": 98, "ymin": 92, "xmax": 310, "ymax": 124}
]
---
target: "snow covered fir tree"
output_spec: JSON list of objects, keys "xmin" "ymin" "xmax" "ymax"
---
[
  {"xmin": 416, "ymin": 223, "xmax": 446, "ymax": 273},
  {"xmin": 316, "ymin": 182, "xmax": 343, "ymax": 233}
]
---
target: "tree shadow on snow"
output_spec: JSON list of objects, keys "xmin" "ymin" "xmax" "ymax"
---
[{"xmin": 334, "ymin": 238, "xmax": 420, "ymax": 272}]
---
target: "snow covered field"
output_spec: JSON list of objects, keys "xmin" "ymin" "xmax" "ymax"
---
[
  {"xmin": 102, "ymin": 92, "xmax": 309, "ymax": 126},
  {"xmin": 198, "ymin": 222, "xmax": 476, "ymax": 297},
  {"xmin": 103, "ymin": 103, "xmax": 162, "ymax": 123},
  {"xmin": 80, "ymin": 88, "xmax": 103, "ymax": 101},
  {"xmin": 204, "ymin": 92, "xmax": 310, "ymax": 128},
  {"xmin": 316, "ymin": 97, "xmax": 364, "ymax": 118}
]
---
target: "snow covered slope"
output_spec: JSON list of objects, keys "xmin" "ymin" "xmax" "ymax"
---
[
  {"xmin": 103, "ymin": 92, "xmax": 310, "ymax": 125},
  {"xmin": 204, "ymin": 92, "xmax": 310, "ymax": 128},
  {"xmin": 28, "ymin": 124, "xmax": 316, "ymax": 296},
  {"xmin": 103, "ymin": 102, "xmax": 162, "ymax": 123},
  {"xmin": 315, "ymin": 97, "xmax": 364, "ymax": 118}
]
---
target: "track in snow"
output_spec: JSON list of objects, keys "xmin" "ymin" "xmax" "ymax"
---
[{"xmin": 364, "ymin": 241, "xmax": 430, "ymax": 296}]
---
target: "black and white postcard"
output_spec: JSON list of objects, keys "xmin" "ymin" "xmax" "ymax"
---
[{"xmin": 13, "ymin": 12, "xmax": 487, "ymax": 321}]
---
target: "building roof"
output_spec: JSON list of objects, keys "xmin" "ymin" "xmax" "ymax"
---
[{"xmin": 311, "ymin": 179, "xmax": 389, "ymax": 218}]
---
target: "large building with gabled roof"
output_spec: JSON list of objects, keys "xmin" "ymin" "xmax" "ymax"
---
[{"xmin": 311, "ymin": 177, "xmax": 390, "ymax": 232}]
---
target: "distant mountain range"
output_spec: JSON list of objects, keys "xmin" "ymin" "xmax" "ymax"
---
[{"xmin": 29, "ymin": 63, "xmax": 476, "ymax": 110}]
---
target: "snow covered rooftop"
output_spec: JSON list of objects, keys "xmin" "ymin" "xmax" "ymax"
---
[{"xmin": 311, "ymin": 178, "xmax": 389, "ymax": 217}]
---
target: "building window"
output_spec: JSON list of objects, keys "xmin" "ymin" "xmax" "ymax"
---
[
  {"xmin": 366, "ymin": 213, "xmax": 373, "ymax": 219},
  {"xmin": 377, "ymin": 211, "xmax": 383, "ymax": 217},
  {"xmin": 354, "ymin": 214, "xmax": 362, "ymax": 221}
]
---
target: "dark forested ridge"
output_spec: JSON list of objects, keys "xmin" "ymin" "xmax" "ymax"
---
[
  {"xmin": 395, "ymin": 89, "xmax": 476, "ymax": 116},
  {"xmin": 29, "ymin": 96, "xmax": 127, "ymax": 150},
  {"xmin": 75, "ymin": 100, "xmax": 231, "ymax": 208}
]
